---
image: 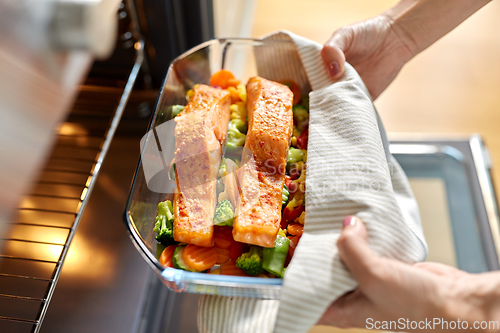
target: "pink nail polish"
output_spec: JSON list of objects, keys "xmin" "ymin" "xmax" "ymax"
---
[
  {"xmin": 328, "ymin": 61, "xmax": 341, "ymax": 78},
  {"xmin": 343, "ymin": 216, "xmax": 356, "ymax": 228}
]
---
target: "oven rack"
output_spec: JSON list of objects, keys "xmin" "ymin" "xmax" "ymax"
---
[{"xmin": 0, "ymin": 41, "xmax": 144, "ymax": 333}]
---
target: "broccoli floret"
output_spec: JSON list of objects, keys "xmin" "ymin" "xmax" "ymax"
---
[
  {"xmin": 236, "ymin": 246, "xmax": 264, "ymax": 276},
  {"xmin": 171, "ymin": 105, "xmax": 185, "ymax": 117},
  {"xmin": 153, "ymin": 200, "xmax": 177, "ymax": 246},
  {"xmin": 213, "ymin": 200, "xmax": 234, "ymax": 226},
  {"xmin": 282, "ymin": 184, "xmax": 289, "ymax": 208},
  {"xmin": 231, "ymin": 118, "xmax": 248, "ymax": 134},
  {"xmin": 287, "ymin": 147, "xmax": 305, "ymax": 164},
  {"xmin": 293, "ymin": 105, "xmax": 309, "ymax": 132},
  {"xmin": 218, "ymin": 159, "xmax": 227, "ymax": 178},
  {"xmin": 226, "ymin": 119, "xmax": 247, "ymax": 152}
]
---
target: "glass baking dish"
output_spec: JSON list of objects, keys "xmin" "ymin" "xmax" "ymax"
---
[{"xmin": 124, "ymin": 38, "xmax": 309, "ymax": 299}]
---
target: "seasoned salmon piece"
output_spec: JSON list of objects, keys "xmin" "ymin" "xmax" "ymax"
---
[
  {"xmin": 173, "ymin": 85, "xmax": 231, "ymax": 247},
  {"xmin": 233, "ymin": 77, "xmax": 293, "ymax": 247}
]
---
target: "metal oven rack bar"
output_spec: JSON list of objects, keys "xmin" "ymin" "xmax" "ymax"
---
[{"xmin": 0, "ymin": 41, "xmax": 144, "ymax": 333}]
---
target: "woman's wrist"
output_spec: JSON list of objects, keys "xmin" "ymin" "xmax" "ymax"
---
[
  {"xmin": 381, "ymin": 13, "xmax": 419, "ymax": 65},
  {"xmin": 384, "ymin": 0, "xmax": 491, "ymax": 60},
  {"xmin": 443, "ymin": 272, "xmax": 500, "ymax": 329}
]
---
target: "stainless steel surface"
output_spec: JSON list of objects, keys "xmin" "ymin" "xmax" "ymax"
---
[
  {"xmin": 0, "ymin": 0, "xmax": 93, "ymax": 236},
  {"xmin": 50, "ymin": 0, "xmax": 121, "ymax": 58},
  {"xmin": 470, "ymin": 135, "xmax": 500, "ymax": 263},
  {"xmin": 392, "ymin": 139, "xmax": 500, "ymax": 272},
  {"xmin": 0, "ymin": 41, "xmax": 143, "ymax": 332},
  {"xmin": 39, "ymin": 136, "xmax": 152, "ymax": 333}
]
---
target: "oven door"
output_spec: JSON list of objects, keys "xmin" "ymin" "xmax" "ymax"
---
[{"xmin": 0, "ymin": 0, "xmax": 215, "ymax": 331}]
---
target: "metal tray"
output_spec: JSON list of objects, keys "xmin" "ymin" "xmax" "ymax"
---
[{"xmin": 123, "ymin": 38, "xmax": 307, "ymax": 299}]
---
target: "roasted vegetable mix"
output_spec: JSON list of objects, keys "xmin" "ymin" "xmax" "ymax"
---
[{"xmin": 154, "ymin": 70, "xmax": 309, "ymax": 277}]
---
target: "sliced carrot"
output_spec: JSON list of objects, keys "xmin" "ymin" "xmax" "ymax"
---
[
  {"xmin": 182, "ymin": 244, "xmax": 218, "ymax": 271},
  {"xmin": 221, "ymin": 261, "xmax": 248, "ymax": 276},
  {"xmin": 281, "ymin": 79, "xmax": 301, "ymax": 105},
  {"xmin": 229, "ymin": 241, "xmax": 246, "ymax": 262},
  {"xmin": 227, "ymin": 86, "xmax": 241, "ymax": 104},
  {"xmin": 159, "ymin": 245, "xmax": 177, "ymax": 268},
  {"xmin": 227, "ymin": 78, "xmax": 241, "ymax": 88},
  {"xmin": 214, "ymin": 227, "xmax": 233, "ymax": 250},
  {"xmin": 290, "ymin": 234, "xmax": 301, "ymax": 247},
  {"xmin": 214, "ymin": 237, "xmax": 232, "ymax": 250},
  {"xmin": 287, "ymin": 234, "xmax": 301, "ymax": 259},
  {"xmin": 214, "ymin": 225, "xmax": 232, "ymax": 237},
  {"xmin": 209, "ymin": 70, "xmax": 235, "ymax": 89},
  {"xmin": 215, "ymin": 247, "xmax": 230, "ymax": 264},
  {"xmin": 287, "ymin": 222, "xmax": 304, "ymax": 236}
]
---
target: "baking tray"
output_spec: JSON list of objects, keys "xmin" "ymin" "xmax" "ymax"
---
[{"xmin": 124, "ymin": 38, "xmax": 307, "ymax": 299}]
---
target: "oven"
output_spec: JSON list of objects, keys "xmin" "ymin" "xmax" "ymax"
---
[
  {"xmin": 0, "ymin": 0, "xmax": 213, "ymax": 332},
  {"xmin": 1, "ymin": 1, "xmax": 500, "ymax": 332}
]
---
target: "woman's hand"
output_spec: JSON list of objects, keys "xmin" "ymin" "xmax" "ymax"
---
[
  {"xmin": 318, "ymin": 216, "xmax": 500, "ymax": 331},
  {"xmin": 321, "ymin": 0, "xmax": 492, "ymax": 100},
  {"xmin": 321, "ymin": 15, "xmax": 415, "ymax": 100}
]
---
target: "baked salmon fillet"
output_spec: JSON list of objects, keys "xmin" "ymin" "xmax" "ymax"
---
[
  {"xmin": 233, "ymin": 77, "xmax": 293, "ymax": 247},
  {"xmin": 173, "ymin": 84, "xmax": 231, "ymax": 247}
]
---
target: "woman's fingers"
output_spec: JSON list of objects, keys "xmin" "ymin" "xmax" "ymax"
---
[
  {"xmin": 337, "ymin": 216, "xmax": 383, "ymax": 291},
  {"xmin": 321, "ymin": 29, "xmax": 350, "ymax": 80},
  {"xmin": 317, "ymin": 289, "xmax": 377, "ymax": 328}
]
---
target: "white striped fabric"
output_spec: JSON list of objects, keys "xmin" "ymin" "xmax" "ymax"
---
[
  {"xmin": 197, "ymin": 31, "xmax": 427, "ymax": 333},
  {"xmin": 198, "ymin": 296, "xmax": 279, "ymax": 333}
]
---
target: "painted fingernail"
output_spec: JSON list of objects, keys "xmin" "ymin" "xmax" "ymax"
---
[
  {"xmin": 328, "ymin": 61, "xmax": 341, "ymax": 78},
  {"xmin": 343, "ymin": 216, "xmax": 357, "ymax": 228}
]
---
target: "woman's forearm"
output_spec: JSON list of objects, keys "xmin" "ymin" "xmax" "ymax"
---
[
  {"xmin": 445, "ymin": 271, "xmax": 500, "ymax": 330},
  {"xmin": 385, "ymin": 0, "xmax": 491, "ymax": 58}
]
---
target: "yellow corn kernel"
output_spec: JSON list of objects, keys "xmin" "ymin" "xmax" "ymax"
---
[
  {"xmin": 298, "ymin": 167, "xmax": 306, "ymax": 182},
  {"xmin": 297, "ymin": 211, "xmax": 305, "ymax": 225},
  {"xmin": 186, "ymin": 89, "xmax": 194, "ymax": 100},
  {"xmin": 291, "ymin": 168, "xmax": 306, "ymax": 194},
  {"xmin": 208, "ymin": 268, "xmax": 221, "ymax": 275},
  {"xmin": 287, "ymin": 192, "xmax": 304, "ymax": 210},
  {"xmin": 237, "ymin": 84, "xmax": 247, "ymax": 103},
  {"xmin": 295, "ymin": 161, "xmax": 304, "ymax": 172},
  {"xmin": 229, "ymin": 101, "xmax": 247, "ymax": 122},
  {"xmin": 230, "ymin": 104, "xmax": 240, "ymax": 120},
  {"xmin": 291, "ymin": 136, "xmax": 297, "ymax": 147}
]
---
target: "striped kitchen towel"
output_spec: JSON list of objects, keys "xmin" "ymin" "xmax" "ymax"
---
[{"xmin": 198, "ymin": 31, "xmax": 427, "ymax": 333}]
